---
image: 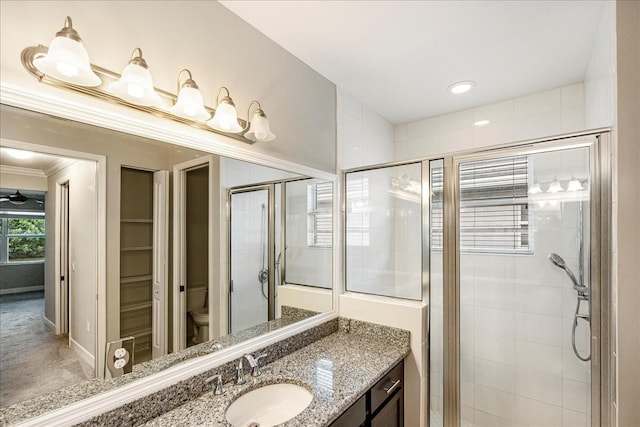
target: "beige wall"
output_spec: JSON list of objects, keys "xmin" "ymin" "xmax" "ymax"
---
[
  {"xmin": 0, "ymin": 170, "xmax": 47, "ymax": 191},
  {"xmin": 614, "ymin": 1, "xmax": 640, "ymax": 426},
  {"xmin": 0, "ymin": 1, "xmax": 336, "ymax": 173}
]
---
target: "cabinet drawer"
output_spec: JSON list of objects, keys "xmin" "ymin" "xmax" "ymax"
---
[
  {"xmin": 330, "ymin": 393, "xmax": 366, "ymax": 427},
  {"xmin": 371, "ymin": 361, "xmax": 404, "ymax": 413}
]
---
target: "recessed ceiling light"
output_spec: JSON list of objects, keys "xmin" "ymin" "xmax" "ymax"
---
[
  {"xmin": 5, "ymin": 148, "xmax": 34, "ymax": 160},
  {"xmin": 448, "ymin": 81, "xmax": 475, "ymax": 94},
  {"xmin": 474, "ymin": 120, "xmax": 490, "ymax": 127}
]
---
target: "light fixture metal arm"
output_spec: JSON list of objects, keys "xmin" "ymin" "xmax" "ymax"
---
[{"xmin": 244, "ymin": 100, "xmax": 263, "ymax": 132}]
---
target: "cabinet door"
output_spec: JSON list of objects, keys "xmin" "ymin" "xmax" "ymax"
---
[
  {"xmin": 371, "ymin": 388, "xmax": 404, "ymax": 427},
  {"xmin": 330, "ymin": 394, "xmax": 366, "ymax": 427}
]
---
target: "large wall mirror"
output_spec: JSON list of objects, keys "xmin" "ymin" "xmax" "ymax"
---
[{"xmin": 0, "ymin": 104, "xmax": 334, "ymax": 416}]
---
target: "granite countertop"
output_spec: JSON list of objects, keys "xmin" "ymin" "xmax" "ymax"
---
[
  {"xmin": 0, "ymin": 307, "xmax": 317, "ymax": 426},
  {"xmin": 145, "ymin": 321, "xmax": 410, "ymax": 427}
]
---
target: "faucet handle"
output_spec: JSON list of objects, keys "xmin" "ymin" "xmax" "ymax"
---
[
  {"xmin": 236, "ymin": 359, "xmax": 246, "ymax": 385},
  {"xmin": 205, "ymin": 374, "xmax": 225, "ymax": 395},
  {"xmin": 252, "ymin": 353, "xmax": 268, "ymax": 377}
]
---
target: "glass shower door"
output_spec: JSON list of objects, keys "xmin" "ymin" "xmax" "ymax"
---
[
  {"xmin": 229, "ymin": 186, "xmax": 274, "ymax": 333},
  {"xmin": 455, "ymin": 145, "xmax": 592, "ymax": 427}
]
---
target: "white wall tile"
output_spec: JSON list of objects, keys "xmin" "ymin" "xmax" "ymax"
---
[
  {"xmin": 514, "ymin": 396, "xmax": 562, "ymax": 427},
  {"xmin": 515, "ymin": 312, "xmax": 563, "ymax": 346},
  {"xmin": 474, "ymin": 281, "xmax": 514, "ymax": 311},
  {"xmin": 514, "ymin": 110, "xmax": 563, "ymax": 142},
  {"xmin": 516, "ymin": 367, "xmax": 563, "ymax": 406},
  {"xmin": 475, "ymin": 358, "xmax": 515, "ymax": 393},
  {"xmin": 475, "ymin": 410, "xmax": 515, "ymax": 427},
  {"xmin": 515, "ymin": 285, "xmax": 563, "ymax": 317},
  {"xmin": 516, "ymin": 340, "xmax": 563, "ymax": 376},
  {"xmin": 561, "ymin": 106, "xmax": 586, "ymax": 133},
  {"xmin": 561, "ymin": 83, "xmax": 585, "ymax": 109},
  {"xmin": 407, "ymin": 116, "xmax": 440, "ymax": 139},
  {"xmin": 475, "ymin": 333, "xmax": 515, "ymax": 365},
  {"xmin": 473, "ymin": 119, "xmax": 515, "ymax": 148},
  {"xmin": 474, "ymin": 100, "xmax": 515, "ymax": 123},
  {"xmin": 562, "ymin": 378, "xmax": 588, "ymax": 413},
  {"xmin": 515, "ymin": 88, "xmax": 562, "ymax": 118},
  {"xmin": 439, "ymin": 109, "xmax": 474, "ymax": 132},
  {"xmin": 562, "ymin": 348, "xmax": 590, "ymax": 383},
  {"xmin": 475, "ymin": 384, "xmax": 515, "ymax": 420},
  {"xmin": 562, "ymin": 408, "xmax": 588, "ymax": 427},
  {"xmin": 475, "ymin": 307, "xmax": 515, "ymax": 338}
]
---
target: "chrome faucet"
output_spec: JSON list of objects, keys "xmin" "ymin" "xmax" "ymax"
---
[
  {"xmin": 242, "ymin": 353, "xmax": 268, "ymax": 377},
  {"xmin": 205, "ymin": 374, "xmax": 225, "ymax": 395}
]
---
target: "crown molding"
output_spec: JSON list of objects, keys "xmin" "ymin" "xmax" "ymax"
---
[
  {"xmin": 0, "ymin": 164, "xmax": 46, "ymax": 178},
  {"xmin": 43, "ymin": 158, "xmax": 76, "ymax": 176}
]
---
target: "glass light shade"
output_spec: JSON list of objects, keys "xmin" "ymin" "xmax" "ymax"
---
[
  {"xmin": 170, "ymin": 86, "xmax": 210, "ymax": 121},
  {"xmin": 566, "ymin": 178, "xmax": 584, "ymax": 192},
  {"xmin": 245, "ymin": 111, "xmax": 275, "ymax": 142},
  {"xmin": 33, "ymin": 36, "xmax": 101, "ymax": 87},
  {"xmin": 547, "ymin": 178, "xmax": 564, "ymax": 193},
  {"xmin": 109, "ymin": 63, "xmax": 161, "ymax": 107},
  {"xmin": 528, "ymin": 182, "xmax": 542, "ymax": 194},
  {"xmin": 208, "ymin": 100, "xmax": 243, "ymax": 133}
]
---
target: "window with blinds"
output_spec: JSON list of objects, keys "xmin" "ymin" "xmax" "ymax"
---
[
  {"xmin": 345, "ymin": 176, "xmax": 370, "ymax": 247},
  {"xmin": 431, "ymin": 155, "xmax": 532, "ymax": 253},
  {"xmin": 307, "ymin": 181, "xmax": 333, "ymax": 247}
]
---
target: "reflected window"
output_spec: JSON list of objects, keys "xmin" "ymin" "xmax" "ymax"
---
[
  {"xmin": 345, "ymin": 176, "xmax": 370, "ymax": 247},
  {"xmin": 0, "ymin": 216, "xmax": 46, "ymax": 263},
  {"xmin": 307, "ymin": 181, "xmax": 333, "ymax": 247}
]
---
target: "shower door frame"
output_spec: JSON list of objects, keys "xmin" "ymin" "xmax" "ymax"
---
[
  {"xmin": 227, "ymin": 184, "xmax": 276, "ymax": 333},
  {"xmin": 439, "ymin": 132, "xmax": 612, "ymax": 427}
]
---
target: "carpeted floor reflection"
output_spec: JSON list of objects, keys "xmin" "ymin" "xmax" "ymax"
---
[{"xmin": 0, "ymin": 292, "xmax": 93, "ymax": 408}]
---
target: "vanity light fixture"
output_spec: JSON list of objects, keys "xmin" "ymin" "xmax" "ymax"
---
[
  {"xmin": 207, "ymin": 87, "xmax": 243, "ymax": 133},
  {"xmin": 547, "ymin": 177, "xmax": 564, "ymax": 193},
  {"xmin": 448, "ymin": 80, "xmax": 475, "ymax": 94},
  {"xmin": 528, "ymin": 181, "xmax": 543, "ymax": 194},
  {"xmin": 22, "ymin": 16, "xmax": 276, "ymax": 144},
  {"xmin": 566, "ymin": 177, "xmax": 584, "ymax": 192},
  {"xmin": 32, "ymin": 16, "xmax": 101, "ymax": 87},
  {"xmin": 109, "ymin": 48, "xmax": 162, "ymax": 107},
  {"xmin": 244, "ymin": 101, "xmax": 275, "ymax": 142},
  {"xmin": 170, "ymin": 69, "xmax": 211, "ymax": 121}
]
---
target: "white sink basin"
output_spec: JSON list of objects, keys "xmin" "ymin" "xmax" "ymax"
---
[{"xmin": 225, "ymin": 383, "xmax": 313, "ymax": 427}]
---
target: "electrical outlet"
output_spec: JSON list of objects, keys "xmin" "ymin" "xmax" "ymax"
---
[{"xmin": 86, "ymin": 321, "xmax": 90, "ymax": 332}]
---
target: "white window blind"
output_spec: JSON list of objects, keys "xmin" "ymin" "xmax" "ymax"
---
[
  {"xmin": 307, "ymin": 181, "xmax": 333, "ymax": 247},
  {"xmin": 345, "ymin": 176, "xmax": 370, "ymax": 247},
  {"xmin": 431, "ymin": 156, "xmax": 531, "ymax": 253}
]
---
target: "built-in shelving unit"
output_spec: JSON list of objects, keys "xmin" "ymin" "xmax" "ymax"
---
[{"xmin": 120, "ymin": 167, "xmax": 154, "ymax": 365}]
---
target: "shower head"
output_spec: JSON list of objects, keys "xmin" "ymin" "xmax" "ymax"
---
[
  {"xmin": 548, "ymin": 253, "xmax": 567, "ymax": 269},
  {"xmin": 548, "ymin": 252, "xmax": 583, "ymax": 291}
]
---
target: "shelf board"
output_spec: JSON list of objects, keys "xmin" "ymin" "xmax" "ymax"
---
[
  {"xmin": 120, "ymin": 275, "xmax": 153, "ymax": 284},
  {"xmin": 121, "ymin": 219, "xmax": 153, "ymax": 223},
  {"xmin": 120, "ymin": 301, "xmax": 152, "ymax": 313},
  {"xmin": 121, "ymin": 327, "xmax": 152, "ymax": 339},
  {"xmin": 121, "ymin": 246, "xmax": 153, "ymax": 252}
]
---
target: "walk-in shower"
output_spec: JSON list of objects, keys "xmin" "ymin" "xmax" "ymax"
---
[{"xmin": 344, "ymin": 132, "xmax": 610, "ymax": 427}]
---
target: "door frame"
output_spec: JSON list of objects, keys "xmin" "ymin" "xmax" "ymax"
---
[
  {"xmin": 55, "ymin": 179, "xmax": 70, "ymax": 337},
  {"xmin": 1, "ymin": 138, "xmax": 107, "ymax": 378},
  {"xmin": 173, "ymin": 155, "xmax": 215, "ymax": 351}
]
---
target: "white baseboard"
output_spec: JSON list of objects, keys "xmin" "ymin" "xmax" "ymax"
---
[
  {"xmin": 43, "ymin": 316, "xmax": 56, "ymax": 332},
  {"xmin": 0, "ymin": 285, "xmax": 44, "ymax": 295},
  {"xmin": 69, "ymin": 337, "xmax": 95, "ymax": 369}
]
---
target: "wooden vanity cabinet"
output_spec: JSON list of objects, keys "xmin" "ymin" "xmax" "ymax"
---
[{"xmin": 330, "ymin": 360, "xmax": 404, "ymax": 427}]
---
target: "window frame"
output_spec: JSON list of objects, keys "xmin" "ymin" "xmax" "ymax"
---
[
  {"xmin": 0, "ymin": 215, "xmax": 46, "ymax": 265},
  {"xmin": 306, "ymin": 181, "xmax": 333, "ymax": 248}
]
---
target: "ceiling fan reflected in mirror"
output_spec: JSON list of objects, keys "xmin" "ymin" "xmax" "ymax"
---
[{"xmin": 0, "ymin": 190, "xmax": 44, "ymax": 205}]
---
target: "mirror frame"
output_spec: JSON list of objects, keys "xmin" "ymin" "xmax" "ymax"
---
[{"xmin": 0, "ymin": 82, "xmax": 340, "ymax": 426}]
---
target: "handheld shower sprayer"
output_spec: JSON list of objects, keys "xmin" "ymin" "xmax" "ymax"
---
[
  {"xmin": 548, "ymin": 252, "xmax": 591, "ymax": 361},
  {"xmin": 548, "ymin": 253, "xmax": 586, "ymax": 294}
]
